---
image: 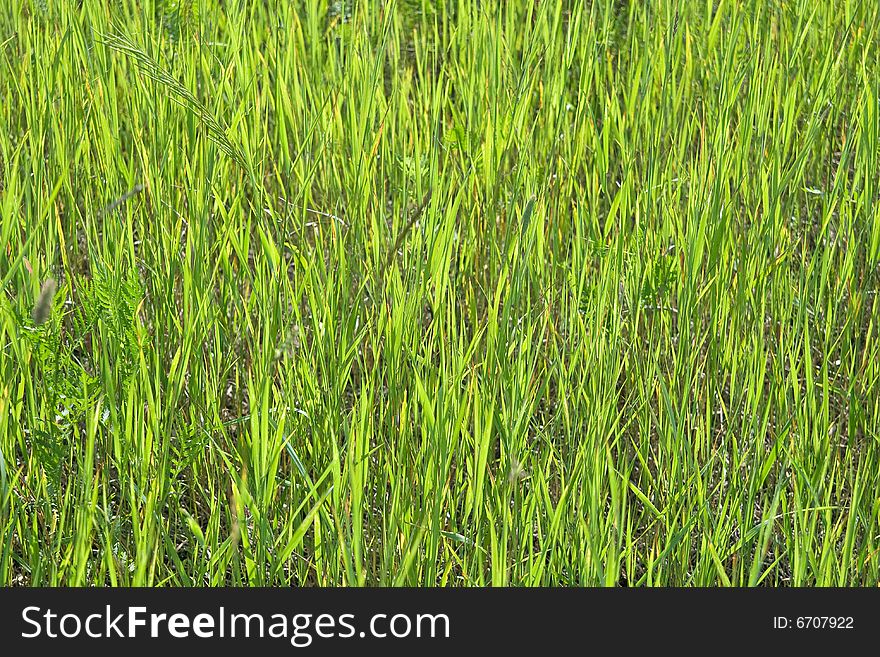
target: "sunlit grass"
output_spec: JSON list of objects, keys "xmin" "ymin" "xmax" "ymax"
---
[{"xmin": 1, "ymin": 0, "xmax": 879, "ymax": 586}]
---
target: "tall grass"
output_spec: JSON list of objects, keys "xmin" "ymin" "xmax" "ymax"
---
[{"xmin": 1, "ymin": 0, "xmax": 879, "ymax": 586}]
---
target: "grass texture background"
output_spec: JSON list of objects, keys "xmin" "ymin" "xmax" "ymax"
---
[{"xmin": 1, "ymin": 0, "xmax": 879, "ymax": 585}]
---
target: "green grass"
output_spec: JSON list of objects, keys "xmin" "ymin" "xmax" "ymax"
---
[{"xmin": 1, "ymin": 0, "xmax": 879, "ymax": 586}]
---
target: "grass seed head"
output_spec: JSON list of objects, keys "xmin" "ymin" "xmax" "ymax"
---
[
  {"xmin": 32, "ymin": 278, "xmax": 57, "ymax": 325},
  {"xmin": 508, "ymin": 457, "xmax": 527, "ymax": 486}
]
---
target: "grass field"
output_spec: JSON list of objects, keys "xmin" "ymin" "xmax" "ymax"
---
[{"xmin": 1, "ymin": 0, "xmax": 879, "ymax": 586}]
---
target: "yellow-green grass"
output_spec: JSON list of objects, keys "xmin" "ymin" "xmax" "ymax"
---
[{"xmin": 1, "ymin": 0, "xmax": 879, "ymax": 586}]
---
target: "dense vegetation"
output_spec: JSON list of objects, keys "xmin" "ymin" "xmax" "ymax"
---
[{"xmin": 1, "ymin": 0, "xmax": 879, "ymax": 585}]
